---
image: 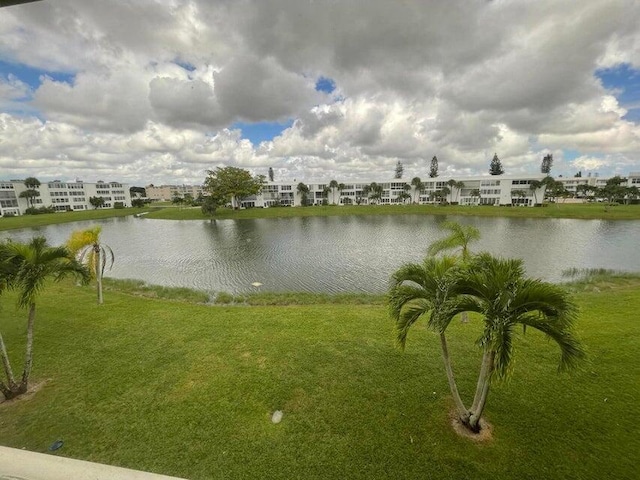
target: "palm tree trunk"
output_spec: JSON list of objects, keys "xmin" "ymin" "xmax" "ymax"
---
[
  {"xmin": 439, "ymin": 333, "xmax": 469, "ymax": 421},
  {"xmin": 18, "ymin": 303, "xmax": 36, "ymax": 393},
  {"xmin": 0, "ymin": 332, "xmax": 17, "ymax": 389},
  {"xmin": 95, "ymin": 248, "xmax": 103, "ymax": 305},
  {"xmin": 469, "ymin": 349, "xmax": 495, "ymax": 431}
]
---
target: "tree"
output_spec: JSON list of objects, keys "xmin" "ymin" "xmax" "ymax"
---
[
  {"xmin": 268, "ymin": 167, "xmax": 275, "ymax": 182},
  {"xmin": 201, "ymin": 195, "xmax": 221, "ymax": 217},
  {"xmin": 429, "ymin": 156, "xmax": 439, "ymax": 178},
  {"xmin": 469, "ymin": 189, "xmax": 481, "ymax": 205},
  {"xmin": 204, "ymin": 167, "xmax": 265, "ymax": 210},
  {"xmin": 0, "ymin": 238, "xmax": 89, "ymax": 399},
  {"xmin": 447, "ymin": 180, "xmax": 465, "ymax": 203},
  {"xmin": 19, "ymin": 189, "xmax": 40, "ymax": 209},
  {"xmin": 410, "ymin": 177, "xmax": 423, "ymax": 203},
  {"xmin": 529, "ymin": 180, "xmax": 543, "ymax": 205},
  {"xmin": 600, "ymin": 176, "xmax": 627, "ymax": 205},
  {"xmin": 389, "ymin": 256, "xmax": 466, "ymax": 426},
  {"xmin": 576, "ymin": 184, "xmax": 596, "ymax": 200},
  {"xmin": 511, "ymin": 189, "xmax": 528, "ymax": 205},
  {"xmin": 489, "ymin": 153, "xmax": 504, "ymax": 175},
  {"xmin": 427, "ymin": 221, "xmax": 480, "ymax": 260},
  {"xmin": 541, "ymin": 154, "xmax": 553, "ymax": 175},
  {"xmin": 183, "ymin": 193, "xmax": 194, "ymax": 206},
  {"xmin": 296, "ymin": 182, "xmax": 310, "ymax": 206},
  {"xmin": 24, "ymin": 177, "xmax": 40, "ymax": 190},
  {"xmin": 329, "ymin": 180, "xmax": 339, "ymax": 205},
  {"xmin": 365, "ymin": 182, "xmax": 383, "ymax": 204},
  {"xmin": 171, "ymin": 192, "xmax": 184, "ymax": 207},
  {"xmin": 131, "ymin": 198, "xmax": 145, "ymax": 208},
  {"xmin": 574, "ymin": 171, "xmax": 582, "ymax": 178},
  {"xmin": 395, "ymin": 161, "xmax": 404, "ymax": 179},
  {"xmin": 389, "ymin": 252, "xmax": 584, "ymax": 433},
  {"xmin": 67, "ymin": 227, "xmax": 114, "ymax": 305},
  {"xmin": 439, "ymin": 186, "xmax": 451, "ymax": 204},
  {"xmin": 89, "ymin": 196, "xmax": 105, "ymax": 209},
  {"xmin": 129, "ymin": 186, "xmax": 146, "ymax": 198},
  {"xmin": 322, "ymin": 186, "xmax": 331, "ymax": 205},
  {"xmin": 397, "ymin": 191, "xmax": 412, "ymax": 204}
]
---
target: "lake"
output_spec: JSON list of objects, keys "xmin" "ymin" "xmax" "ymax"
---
[{"xmin": 2, "ymin": 215, "xmax": 639, "ymax": 294}]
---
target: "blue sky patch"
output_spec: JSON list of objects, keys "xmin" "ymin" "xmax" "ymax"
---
[
  {"xmin": 173, "ymin": 59, "xmax": 196, "ymax": 72},
  {"xmin": 596, "ymin": 63, "xmax": 640, "ymax": 122},
  {"xmin": 232, "ymin": 120, "xmax": 294, "ymax": 144},
  {"xmin": 315, "ymin": 76, "xmax": 336, "ymax": 94},
  {"xmin": 0, "ymin": 59, "xmax": 74, "ymax": 90}
]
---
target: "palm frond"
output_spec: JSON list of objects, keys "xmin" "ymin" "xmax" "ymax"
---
[
  {"xmin": 519, "ymin": 314, "xmax": 586, "ymax": 372},
  {"xmin": 395, "ymin": 299, "xmax": 431, "ymax": 349}
]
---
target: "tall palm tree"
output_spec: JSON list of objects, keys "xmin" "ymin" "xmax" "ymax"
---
[
  {"xmin": 338, "ymin": 183, "xmax": 345, "ymax": 204},
  {"xmin": 366, "ymin": 182, "xmax": 383, "ymax": 205},
  {"xmin": 296, "ymin": 182, "xmax": 310, "ymax": 207},
  {"xmin": 389, "ymin": 252, "xmax": 584, "ymax": 433},
  {"xmin": 328, "ymin": 180, "xmax": 339, "ymax": 205},
  {"xmin": 0, "ymin": 238, "xmax": 89, "ymax": 399},
  {"xmin": 410, "ymin": 177, "xmax": 423, "ymax": 203},
  {"xmin": 428, "ymin": 221, "xmax": 481, "ymax": 261},
  {"xmin": 469, "ymin": 188, "xmax": 481, "ymax": 205},
  {"xmin": 67, "ymin": 226, "xmax": 114, "ymax": 305},
  {"xmin": 529, "ymin": 180, "xmax": 543, "ymax": 205}
]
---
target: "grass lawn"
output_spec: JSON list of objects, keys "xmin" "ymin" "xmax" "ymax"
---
[
  {"xmin": 0, "ymin": 278, "xmax": 638, "ymax": 479},
  {"xmin": 145, "ymin": 202, "xmax": 640, "ymax": 221},
  {"xmin": 0, "ymin": 207, "xmax": 152, "ymax": 232}
]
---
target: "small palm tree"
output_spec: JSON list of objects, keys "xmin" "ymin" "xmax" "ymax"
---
[
  {"xmin": 67, "ymin": 227, "xmax": 114, "ymax": 305},
  {"xmin": 428, "ymin": 221, "xmax": 480, "ymax": 260},
  {"xmin": 389, "ymin": 252, "xmax": 585, "ymax": 433},
  {"xmin": 0, "ymin": 238, "xmax": 89, "ymax": 399}
]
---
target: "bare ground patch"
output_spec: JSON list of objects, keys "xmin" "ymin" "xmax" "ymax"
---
[
  {"xmin": 450, "ymin": 410, "xmax": 494, "ymax": 442},
  {"xmin": 0, "ymin": 379, "xmax": 50, "ymax": 407}
]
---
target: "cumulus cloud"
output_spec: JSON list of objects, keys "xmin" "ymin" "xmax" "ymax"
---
[{"xmin": 0, "ymin": 0, "xmax": 639, "ymax": 184}]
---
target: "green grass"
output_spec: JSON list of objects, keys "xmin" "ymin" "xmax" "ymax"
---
[
  {"xmin": 0, "ymin": 207, "xmax": 153, "ymax": 232},
  {"xmin": 0, "ymin": 278, "xmax": 638, "ymax": 479},
  {"xmin": 145, "ymin": 202, "xmax": 640, "ymax": 221}
]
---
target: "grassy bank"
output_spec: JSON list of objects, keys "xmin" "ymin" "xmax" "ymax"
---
[
  {"xmin": 145, "ymin": 203, "xmax": 640, "ymax": 221},
  {"xmin": 0, "ymin": 276, "xmax": 638, "ymax": 479},
  {"xmin": 0, "ymin": 208, "xmax": 152, "ymax": 232}
]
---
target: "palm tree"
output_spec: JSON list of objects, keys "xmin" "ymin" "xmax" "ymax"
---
[
  {"xmin": 67, "ymin": 227, "xmax": 114, "ymax": 305},
  {"xmin": 469, "ymin": 188, "xmax": 481, "ymax": 205},
  {"xmin": 450, "ymin": 253, "xmax": 585, "ymax": 431},
  {"xmin": 529, "ymin": 180, "xmax": 543, "ymax": 205},
  {"xmin": 428, "ymin": 221, "xmax": 480, "ymax": 260},
  {"xmin": 328, "ymin": 180, "xmax": 339, "ymax": 205},
  {"xmin": 0, "ymin": 238, "xmax": 89, "ymax": 399},
  {"xmin": 296, "ymin": 182, "xmax": 310, "ymax": 207},
  {"xmin": 439, "ymin": 186, "xmax": 451, "ymax": 204},
  {"xmin": 410, "ymin": 177, "xmax": 423, "ymax": 203},
  {"xmin": 389, "ymin": 252, "xmax": 585, "ymax": 433},
  {"xmin": 389, "ymin": 256, "xmax": 472, "ymax": 428},
  {"xmin": 366, "ymin": 182, "xmax": 383, "ymax": 205},
  {"xmin": 338, "ymin": 183, "xmax": 345, "ymax": 204}
]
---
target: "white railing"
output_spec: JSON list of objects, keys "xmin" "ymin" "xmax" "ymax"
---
[{"xmin": 0, "ymin": 446, "xmax": 187, "ymax": 480}]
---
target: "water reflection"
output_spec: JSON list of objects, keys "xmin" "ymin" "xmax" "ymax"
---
[{"xmin": 1, "ymin": 215, "xmax": 639, "ymax": 294}]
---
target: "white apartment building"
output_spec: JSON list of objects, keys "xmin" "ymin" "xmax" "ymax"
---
[
  {"xmin": 0, "ymin": 179, "xmax": 131, "ymax": 217},
  {"xmin": 239, "ymin": 175, "xmax": 549, "ymax": 208},
  {"xmin": 557, "ymin": 172, "xmax": 640, "ymax": 196},
  {"xmin": 145, "ymin": 184, "xmax": 205, "ymax": 201}
]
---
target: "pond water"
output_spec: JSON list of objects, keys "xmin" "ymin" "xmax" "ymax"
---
[{"xmin": 2, "ymin": 215, "xmax": 639, "ymax": 294}]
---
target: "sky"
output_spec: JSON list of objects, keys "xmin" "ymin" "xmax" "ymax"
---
[{"xmin": 1, "ymin": 0, "xmax": 639, "ymax": 186}]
